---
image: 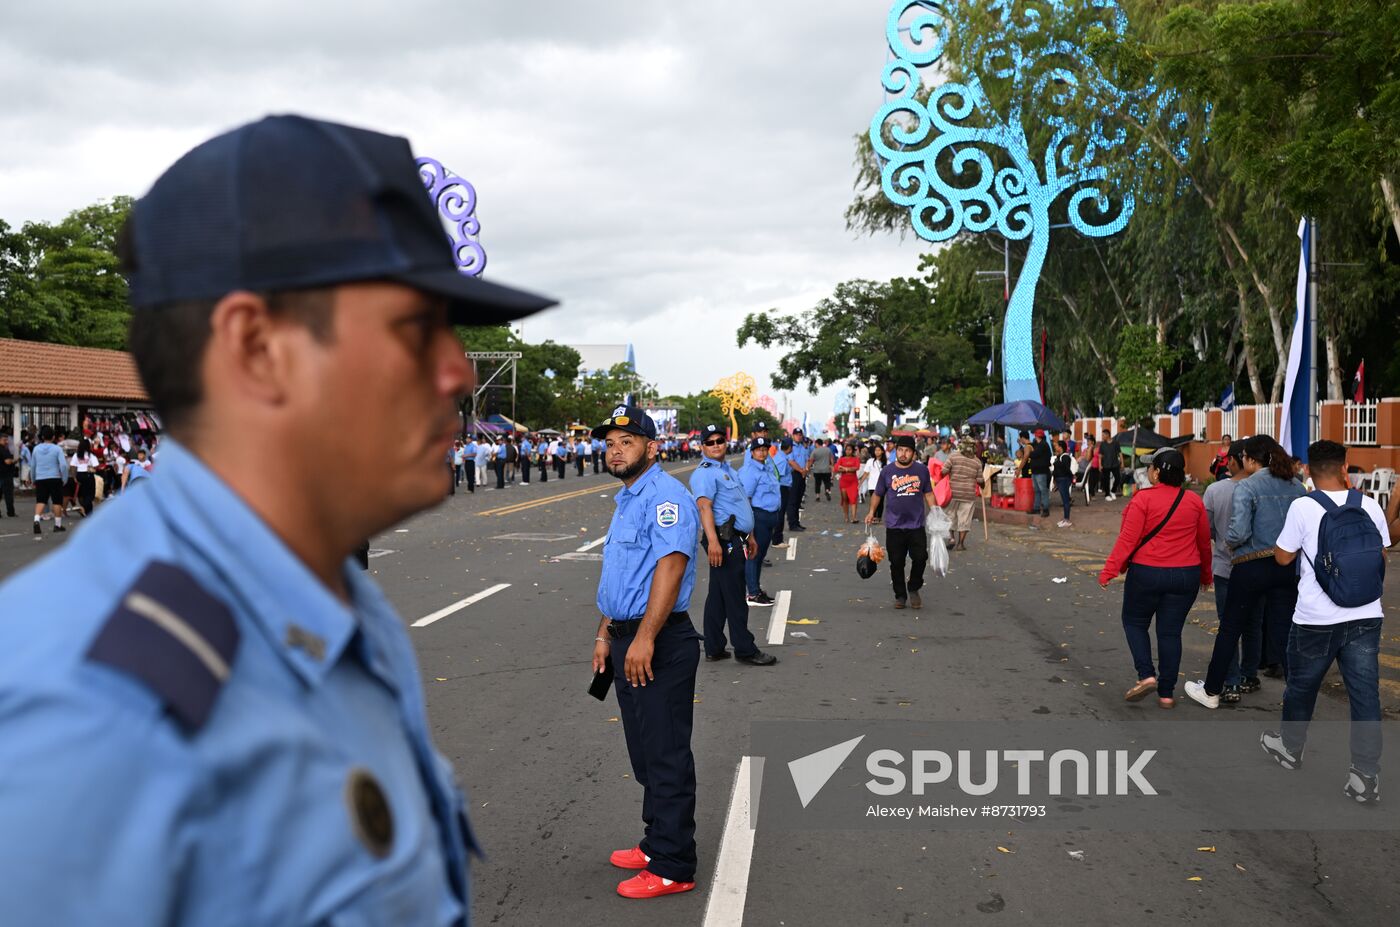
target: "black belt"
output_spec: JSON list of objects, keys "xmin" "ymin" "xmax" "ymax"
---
[{"xmin": 607, "ymin": 611, "xmax": 690, "ymax": 639}]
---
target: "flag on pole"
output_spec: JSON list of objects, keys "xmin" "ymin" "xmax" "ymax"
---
[
  {"xmin": 801, "ymin": 412, "xmax": 809, "ymax": 435},
  {"xmin": 986, "ymin": 357, "xmax": 993, "ymax": 376},
  {"xmin": 1353, "ymin": 360, "xmax": 1365, "ymax": 403},
  {"xmin": 1219, "ymin": 384, "xmax": 1235, "ymax": 412},
  {"xmin": 1168, "ymin": 390, "xmax": 1182, "ymax": 416},
  {"xmin": 1278, "ymin": 218, "xmax": 1312, "ymax": 461}
]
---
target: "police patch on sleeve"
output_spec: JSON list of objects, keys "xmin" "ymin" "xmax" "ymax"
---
[{"xmin": 656, "ymin": 501, "xmax": 680, "ymax": 528}]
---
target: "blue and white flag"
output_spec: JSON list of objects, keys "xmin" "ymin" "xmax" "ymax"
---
[
  {"xmin": 986, "ymin": 357, "xmax": 993, "ymax": 376},
  {"xmin": 801, "ymin": 412, "xmax": 809, "ymax": 435},
  {"xmin": 1219, "ymin": 384, "xmax": 1235, "ymax": 412},
  {"xmin": 1279, "ymin": 218, "xmax": 1312, "ymax": 461},
  {"xmin": 1168, "ymin": 390, "xmax": 1182, "ymax": 416}
]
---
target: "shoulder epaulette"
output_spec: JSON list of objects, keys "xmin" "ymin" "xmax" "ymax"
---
[{"xmin": 86, "ymin": 561, "xmax": 240, "ymax": 734}]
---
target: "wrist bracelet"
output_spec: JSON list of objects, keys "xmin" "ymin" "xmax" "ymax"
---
[{"xmin": 595, "ymin": 637, "xmax": 608, "ymax": 644}]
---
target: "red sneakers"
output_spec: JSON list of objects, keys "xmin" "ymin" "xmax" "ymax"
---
[
  {"xmin": 608, "ymin": 846, "xmax": 649, "ymax": 869},
  {"xmin": 616, "ymin": 870, "xmax": 695, "ymax": 899}
]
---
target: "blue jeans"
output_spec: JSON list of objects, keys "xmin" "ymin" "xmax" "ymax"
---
[
  {"xmin": 1281, "ymin": 618, "xmax": 1383, "ymax": 776},
  {"xmin": 1120, "ymin": 564, "xmax": 1200, "ymax": 698},
  {"xmin": 1055, "ymin": 476, "xmax": 1072, "ymax": 520},
  {"xmin": 1204, "ymin": 557, "xmax": 1297, "ymax": 694},
  {"xmin": 744, "ymin": 507, "xmax": 779, "ymax": 596},
  {"xmin": 1032, "ymin": 473, "xmax": 1049, "ymax": 514},
  {"xmin": 1213, "ymin": 576, "xmax": 1263, "ymax": 687}
]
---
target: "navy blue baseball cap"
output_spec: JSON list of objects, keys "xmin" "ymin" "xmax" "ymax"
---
[
  {"xmin": 750, "ymin": 436, "xmax": 771, "ymax": 450},
  {"xmin": 592, "ymin": 404, "xmax": 657, "ymax": 440},
  {"xmin": 702, "ymin": 424, "xmax": 726, "ymax": 438},
  {"xmin": 122, "ymin": 114, "xmax": 556, "ymax": 325}
]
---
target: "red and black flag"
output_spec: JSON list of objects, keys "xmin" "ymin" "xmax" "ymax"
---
[{"xmin": 1353, "ymin": 360, "xmax": 1365, "ymax": 404}]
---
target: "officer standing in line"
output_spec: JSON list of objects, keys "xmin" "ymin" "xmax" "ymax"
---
[
  {"xmin": 785, "ymin": 427, "xmax": 810, "ymax": 533},
  {"xmin": 739, "ymin": 436, "xmax": 782, "ymax": 607},
  {"xmin": 689, "ymin": 424, "xmax": 777, "ymax": 666},
  {"xmin": 590, "ymin": 404, "xmax": 703, "ymax": 899},
  {"xmin": 0, "ymin": 115, "xmax": 557, "ymax": 924},
  {"xmin": 518, "ymin": 433, "xmax": 532, "ymax": 484},
  {"xmin": 769, "ymin": 436, "xmax": 794, "ymax": 549}
]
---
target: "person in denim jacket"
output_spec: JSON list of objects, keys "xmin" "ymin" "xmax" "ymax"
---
[{"xmin": 1187, "ymin": 435, "xmax": 1304, "ymax": 708}]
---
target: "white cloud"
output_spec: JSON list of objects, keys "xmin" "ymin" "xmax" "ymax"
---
[{"xmin": 0, "ymin": 0, "xmax": 929, "ymax": 427}]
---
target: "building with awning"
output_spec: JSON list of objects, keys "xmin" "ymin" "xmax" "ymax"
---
[{"xmin": 0, "ymin": 338, "xmax": 156, "ymax": 437}]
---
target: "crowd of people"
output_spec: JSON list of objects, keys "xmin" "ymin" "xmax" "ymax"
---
[
  {"xmin": 0, "ymin": 421, "xmax": 159, "ymax": 533},
  {"xmin": 445, "ymin": 431, "xmax": 707, "ymax": 493},
  {"xmin": 1098, "ymin": 435, "xmax": 1400, "ymax": 804}
]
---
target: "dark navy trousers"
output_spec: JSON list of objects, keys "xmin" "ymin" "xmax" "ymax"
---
[
  {"xmin": 609, "ymin": 618, "xmax": 701, "ymax": 882},
  {"xmin": 703, "ymin": 536, "xmax": 757, "ymax": 658}
]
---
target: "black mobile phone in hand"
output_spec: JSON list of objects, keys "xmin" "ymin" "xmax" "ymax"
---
[{"xmin": 589, "ymin": 661, "xmax": 614, "ymax": 701}]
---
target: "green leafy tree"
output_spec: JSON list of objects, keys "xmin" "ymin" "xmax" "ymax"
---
[
  {"xmin": 1114, "ymin": 324, "xmax": 1177, "ymax": 427},
  {"xmin": 0, "ymin": 197, "xmax": 133, "ymax": 349}
]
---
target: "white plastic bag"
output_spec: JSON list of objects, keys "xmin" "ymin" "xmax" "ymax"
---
[{"xmin": 926, "ymin": 506, "xmax": 952, "ymax": 577}]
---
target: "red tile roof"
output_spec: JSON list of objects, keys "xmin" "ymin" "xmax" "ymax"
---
[{"xmin": 0, "ymin": 338, "xmax": 149, "ymax": 402}]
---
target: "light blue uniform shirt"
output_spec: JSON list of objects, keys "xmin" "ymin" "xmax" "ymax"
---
[
  {"xmin": 788, "ymin": 443, "xmax": 810, "ymax": 469},
  {"xmin": 464, "ymin": 440, "xmax": 477, "ymax": 460},
  {"xmin": 31, "ymin": 442, "xmax": 69, "ymax": 481},
  {"xmin": 770, "ymin": 448, "xmax": 792, "ymax": 487},
  {"xmin": 519, "ymin": 439, "xmax": 533, "ymax": 456},
  {"xmin": 689, "ymin": 458, "xmax": 754, "ymax": 533},
  {"xmin": 474, "ymin": 444, "xmax": 490, "ymax": 468},
  {"xmin": 739, "ymin": 455, "xmax": 781, "ymax": 512},
  {"xmin": 495, "ymin": 443, "xmax": 508, "ymax": 460},
  {"xmin": 0, "ymin": 441, "xmax": 474, "ymax": 925},
  {"xmin": 597, "ymin": 463, "xmax": 699, "ymax": 620}
]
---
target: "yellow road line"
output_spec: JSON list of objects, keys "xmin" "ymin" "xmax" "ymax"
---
[
  {"xmin": 479, "ymin": 463, "xmax": 700, "ymax": 517},
  {"xmin": 479, "ymin": 483, "xmax": 606, "ymax": 517}
]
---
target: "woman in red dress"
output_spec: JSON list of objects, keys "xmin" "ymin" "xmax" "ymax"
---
[{"xmin": 835, "ymin": 443, "xmax": 862, "ymax": 523}]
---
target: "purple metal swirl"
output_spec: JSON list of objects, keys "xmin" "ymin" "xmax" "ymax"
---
[{"xmin": 416, "ymin": 156, "xmax": 487, "ymax": 277}]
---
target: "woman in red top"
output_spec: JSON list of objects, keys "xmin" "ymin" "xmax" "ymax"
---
[
  {"xmin": 1098, "ymin": 448, "xmax": 1212, "ymax": 708},
  {"xmin": 835, "ymin": 443, "xmax": 862, "ymax": 523}
]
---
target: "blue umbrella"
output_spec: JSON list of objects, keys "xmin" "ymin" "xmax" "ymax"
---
[{"xmin": 966, "ymin": 400, "xmax": 1068, "ymax": 432}]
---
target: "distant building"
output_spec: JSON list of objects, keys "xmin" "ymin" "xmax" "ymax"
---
[
  {"xmin": 0, "ymin": 338, "xmax": 156, "ymax": 436},
  {"xmin": 569, "ymin": 343, "xmax": 636, "ymax": 378}
]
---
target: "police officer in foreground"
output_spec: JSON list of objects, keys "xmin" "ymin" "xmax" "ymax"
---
[
  {"xmin": 0, "ymin": 114, "xmax": 556, "ymax": 924},
  {"xmin": 689, "ymin": 424, "xmax": 777, "ymax": 665},
  {"xmin": 591, "ymin": 404, "xmax": 703, "ymax": 899}
]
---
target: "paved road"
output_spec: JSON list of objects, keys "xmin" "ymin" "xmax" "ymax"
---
[{"xmin": 2, "ymin": 461, "xmax": 1397, "ymax": 925}]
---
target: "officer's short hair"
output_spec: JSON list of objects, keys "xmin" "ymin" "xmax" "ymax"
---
[{"xmin": 126, "ymin": 286, "xmax": 335, "ymax": 433}]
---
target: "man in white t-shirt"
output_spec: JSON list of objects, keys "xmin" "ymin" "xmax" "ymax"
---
[{"xmin": 1263, "ymin": 440, "xmax": 1391, "ymax": 803}]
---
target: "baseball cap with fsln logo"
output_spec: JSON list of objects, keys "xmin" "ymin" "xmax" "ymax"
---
[
  {"xmin": 121, "ymin": 114, "xmax": 557, "ymax": 326},
  {"xmin": 592, "ymin": 405, "xmax": 657, "ymax": 440}
]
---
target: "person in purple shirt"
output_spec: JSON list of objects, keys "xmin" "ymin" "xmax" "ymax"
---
[{"xmin": 864, "ymin": 435, "xmax": 934, "ymax": 609}]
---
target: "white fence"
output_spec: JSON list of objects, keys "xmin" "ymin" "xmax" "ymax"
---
[
  {"xmin": 1253, "ymin": 402, "xmax": 1282, "ymax": 438},
  {"xmin": 1220, "ymin": 407, "xmax": 1238, "ymax": 440},
  {"xmin": 1345, "ymin": 401, "xmax": 1379, "ymax": 446}
]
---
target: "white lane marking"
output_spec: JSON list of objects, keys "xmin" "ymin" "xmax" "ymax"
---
[
  {"xmin": 412, "ymin": 583, "xmax": 511, "ymax": 628},
  {"xmin": 765, "ymin": 590, "xmax": 791, "ymax": 646},
  {"xmin": 576, "ymin": 536, "xmax": 607, "ymax": 552},
  {"xmin": 367, "ymin": 548, "xmax": 396, "ymax": 559},
  {"xmin": 786, "ymin": 537, "xmax": 797, "ymax": 561},
  {"xmin": 702, "ymin": 756, "xmax": 757, "ymax": 927}
]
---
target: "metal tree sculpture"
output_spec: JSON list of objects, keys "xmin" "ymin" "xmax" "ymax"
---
[
  {"xmin": 870, "ymin": 0, "xmax": 1183, "ymax": 404},
  {"xmin": 710, "ymin": 373, "xmax": 757, "ymax": 439},
  {"xmin": 417, "ymin": 156, "xmax": 487, "ymax": 276}
]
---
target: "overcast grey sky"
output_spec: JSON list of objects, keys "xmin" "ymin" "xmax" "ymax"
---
[{"xmin": 0, "ymin": 0, "xmax": 928, "ymax": 428}]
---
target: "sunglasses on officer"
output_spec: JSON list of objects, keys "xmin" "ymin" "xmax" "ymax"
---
[{"xmin": 703, "ymin": 437, "xmax": 726, "ymax": 446}]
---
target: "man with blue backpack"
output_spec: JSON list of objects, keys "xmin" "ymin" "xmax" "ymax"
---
[{"xmin": 1262, "ymin": 440, "xmax": 1391, "ymax": 803}]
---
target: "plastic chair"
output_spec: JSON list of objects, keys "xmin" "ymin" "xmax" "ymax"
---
[{"xmin": 1370, "ymin": 468, "xmax": 1395, "ymax": 510}]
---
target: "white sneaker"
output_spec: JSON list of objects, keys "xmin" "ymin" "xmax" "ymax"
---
[
  {"xmin": 1057, "ymin": 520, "xmax": 1072, "ymax": 528},
  {"xmin": 1260, "ymin": 731, "xmax": 1302, "ymax": 770},
  {"xmin": 1106, "ymin": 494, "xmax": 1117, "ymax": 501},
  {"xmin": 1184, "ymin": 680, "xmax": 1219, "ymax": 709},
  {"xmin": 1343, "ymin": 767, "xmax": 1380, "ymax": 803}
]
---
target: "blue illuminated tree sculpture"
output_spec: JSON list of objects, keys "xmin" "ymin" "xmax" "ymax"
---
[
  {"xmin": 417, "ymin": 157, "xmax": 487, "ymax": 276},
  {"xmin": 870, "ymin": 0, "xmax": 1183, "ymax": 405}
]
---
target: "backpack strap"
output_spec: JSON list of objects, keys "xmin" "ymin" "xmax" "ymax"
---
[{"xmin": 1308, "ymin": 489, "xmax": 1340, "ymax": 513}]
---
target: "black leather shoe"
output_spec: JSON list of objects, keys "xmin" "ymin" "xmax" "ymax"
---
[
  {"xmin": 790, "ymin": 526, "xmax": 807, "ymax": 532},
  {"xmin": 705, "ymin": 650, "xmax": 732, "ymax": 662},
  {"xmin": 736, "ymin": 650, "xmax": 778, "ymax": 666}
]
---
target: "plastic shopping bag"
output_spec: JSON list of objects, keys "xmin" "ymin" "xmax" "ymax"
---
[
  {"xmin": 926, "ymin": 507, "xmax": 952, "ymax": 577},
  {"xmin": 856, "ymin": 532, "xmax": 885, "ymax": 579}
]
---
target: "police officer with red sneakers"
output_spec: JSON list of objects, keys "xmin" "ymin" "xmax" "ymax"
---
[{"xmin": 591, "ymin": 404, "xmax": 703, "ymax": 899}]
